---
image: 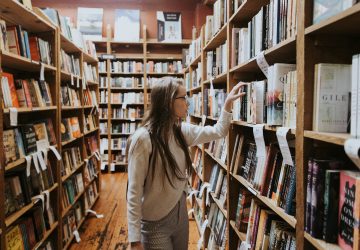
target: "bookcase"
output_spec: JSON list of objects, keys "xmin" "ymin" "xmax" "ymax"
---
[
  {"xmin": 0, "ymin": 1, "xmax": 100, "ymax": 249},
  {"xmin": 185, "ymin": 0, "xmax": 360, "ymax": 250},
  {"xmin": 94, "ymin": 25, "xmax": 190, "ymax": 173}
]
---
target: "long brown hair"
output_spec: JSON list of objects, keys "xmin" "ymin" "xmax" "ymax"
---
[{"xmin": 141, "ymin": 77, "xmax": 192, "ymax": 188}]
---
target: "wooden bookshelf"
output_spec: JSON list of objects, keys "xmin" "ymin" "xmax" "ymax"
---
[
  {"xmin": 229, "ymin": 220, "xmax": 246, "ymax": 242},
  {"xmin": 94, "ymin": 25, "xmax": 186, "ymax": 173}
]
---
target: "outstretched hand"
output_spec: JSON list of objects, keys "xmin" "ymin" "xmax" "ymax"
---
[{"xmin": 224, "ymin": 82, "xmax": 247, "ymax": 112}]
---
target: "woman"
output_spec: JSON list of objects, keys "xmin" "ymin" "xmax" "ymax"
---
[{"xmin": 127, "ymin": 77, "xmax": 245, "ymax": 250}]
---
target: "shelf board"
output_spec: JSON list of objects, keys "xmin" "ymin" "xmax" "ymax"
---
[
  {"xmin": 229, "ymin": 220, "xmax": 247, "ymax": 242},
  {"xmin": 60, "ymin": 33, "xmax": 82, "ymax": 54},
  {"xmin": 146, "ymin": 72, "xmax": 183, "ymax": 76},
  {"xmin": 32, "ymin": 221, "xmax": 58, "ymax": 250},
  {"xmin": 305, "ymin": 4, "xmax": 360, "ymax": 36},
  {"xmin": 146, "ymin": 39, "xmax": 191, "ymax": 46},
  {"xmin": 210, "ymin": 192, "xmax": 228, "ymax": 219},
  {"xmin": 110, "ymin": 87, "xmax": 144, "ymax": 91},
  {"xmin": 111, "ymin": 133, "xmax": 132, "ymax": 136},
  {"xmin": 83, "ymin": 105, "xmax": 96, "ymax": 109},
  {"xmin": 231, "ymin": 120, "xmax": 296, "ymax": 135},
  {"xmin": 111, "ymin": 103, "xmax": 144, "ymax": 106},
  {"xmin": 87, "ymin": 80, "xmax": 99, "ymax": 86},
  {"xmin": 304, "ymin": 232, "xmax": 341, "ymax": 250},
  {"xmin": 204, "ymin": 149, "xmax": 227, "ymax": 171},
  {"xmin": 61, "ymin": 135, "xmax": 83, "ymax": 147},
  {"xmin": 146, "ymin": 54, "xmax": 183, "ymax": 60},
  {"xmin": 203, "ymin": 71, "xmax": 227, "ymax": 85},
  {"xmin": 83, "ymin": 52, "xmax": 98, "ymax": 63},
  {"xmin": 61, "ymin": 70, "xmax": 81, "ymax": 82},
  {"xmin": 62, "ymin": 106, "xmax": 82, "ymax": 111},
  {"xmin": 204, "ymin": 23, "xmax": 228, "ymax": 51},
  {"xmin": 0, "ymin": 0, "xmax": 55, "ymax": 32},
  {"xmin": 230, "ymin": 0, "xmax": 269, "ymax": 24},
  {"xmin": 61, "ymin": 163, "xmax": 84, "ymax": 182},
  {"xmin": 4, "ymin": 106, "xmax": 57, "ymax": 114},
  {"xmin": 5, "ymin": 158, "xmax": 26, "ymax": 171},
  {"xmin": 231, "ymin": 173, "xmax": 296, "ymax": 229},
  {"xmin": 112, "ymin": 54, "xmax": 145, "ymax": 60},
  {"xmin": 230, "ymin": 36, "xmax": 296, "ymax": 78},
  {"xmin": 304, "ymin": 130, "xmax": 350, "ymax": 146},
  {"xmin": 110, "ymin": 72, "xmax": 144, "ymax": 76},
  {"xmin": 190, "ymin": 85, "xmax": 202, "ymax": 92},
  {"xmin": 110, "ymin": 40, "xmax": 144, "ymax": 45},
  {"xmin": 84, "ymin": 127, "xmax": 99, "ymax": 136},
  {"xmin": 111, "ymin": 118, "xmax": 142, "ymax": 121},
  {"xmin": 206, "ymin": 116, "xmax": 219, "ymax": 121},
  {"xmin": 192, "ymin": 163, "xmax": 203, "ymax": 182},
  {"xmin": 1, "ymin": 51, "xmax": 56, "ymax": 72},
  {"xmin": 190, "ymin": 54, "xmax": 202, "ymax": 67},
  {"xmin": 113, "ymin": 162, "xmax": 128, "ymax": 165}
]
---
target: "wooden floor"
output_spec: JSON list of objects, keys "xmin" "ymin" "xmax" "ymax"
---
[{"xmin": 69, "ymin": 172, "xmax": 200, "ymax": 250}]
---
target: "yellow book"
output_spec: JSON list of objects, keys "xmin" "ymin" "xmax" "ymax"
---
[{"xmin": 6, "ymin": 225, "xmax": 25, "ymax": 250}]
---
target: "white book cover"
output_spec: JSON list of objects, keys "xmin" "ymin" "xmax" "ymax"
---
[
  {"xmin": 357, "ymin": 55, "xmax": 360, "ymax": 138},
  {"xmin": 351, "ymin": 55, "xmax": 358, "ymax": 137},
  {"xmin": 77, "ymin": 7, "xmax": 103, "ymax": 41},
  {"xmin": 313, "ymin": 63, "xmax": 351, "ymax": 132},
  {"xmin": 313, "ymin": 0, "xmax": 353, "ymax": 24},
  {"xmin": 114, "ymin": 9, "xmax": 140, "ymax": 42},
  {"xmin": 157, "ymin": 11, "xmax": 182, "ymax": 43}
]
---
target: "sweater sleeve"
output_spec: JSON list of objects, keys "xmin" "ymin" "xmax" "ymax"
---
[
  {"xmin": 181, "ymin": 109, "xmax": 232, "ymax": 146},
  {"xmin": 127, "ymin": 129, "xmax": 152, "ymax": 242}
]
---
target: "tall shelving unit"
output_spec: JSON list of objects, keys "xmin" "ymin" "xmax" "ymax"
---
[
  {"xmin": 0, "ymin": 1, "xmax": 101, "ymax": 249},
  {"xmin": 186, "ymin": 0, "xmax": 360, "ymax": 250},
  {"xmin": 94, "ymin": 25, "xmax": 190, "ymax": 173}
]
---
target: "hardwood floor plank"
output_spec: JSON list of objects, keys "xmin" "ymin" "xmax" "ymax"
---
[{"xmin": 69, "ymin": 173, "xmax": 200, "ymax": 250}]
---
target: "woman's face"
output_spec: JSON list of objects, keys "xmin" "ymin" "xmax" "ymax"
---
[{"xmin": 173, "ymin": 86, "xmax": 188, "ymax": 119}]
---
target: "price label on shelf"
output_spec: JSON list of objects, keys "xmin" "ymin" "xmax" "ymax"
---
[
  {"xmin": 345, "ymin": 138, "xmax": 360, "ymax": 170},
  {"xmin": 187, "ymin": 208, "xmax": 194, "ymax": 216},
  {"xmin": 49, "ymin": 146, "xmax": 61, "ymax": 160},
  {"xmin": 40, "ymin": 63, "xmax": 45, "ymax": 81},
  {"xmin": 256, "ymin": 51, "xmax": 269, "ymax": 78},
  {"xmin": 25, "ymin": 155, "xmax": 32, "ymax": 177},
  {"xmin": 276, "ymin": 127, "xmax": 294, "ymax": 166},
  {"xmin": 9, "ymin": 107, "xmax": 18, "ymax": 126},
  {"xmin": 86, "ymin": 209, "xmax": 104, "ymax": 218},
  {"xmin": 253, "ymin": 124, "xmax": 266, "ymax": 157},
  {"xmin": 73, "ymin": 230, "xmax": 81, "ymax": 243},
  {"xmin": 202, "ymin": 115, "xmax": 207, "ymax": 126}
]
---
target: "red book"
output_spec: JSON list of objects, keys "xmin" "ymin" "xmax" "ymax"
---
[
  {"xmin": 3, "ymin": 72, "xmax": 19, "ymax": 108},
  {"xmin": 338, "ymin": 171, "xmax": 360, "ymax": 250},
  {"xmin": 21, "ymin": 79, "xmax": 33, "ymax": 108},
  {"xmin": 28, "ymin": 35, "xmax": 40, "ymax": 62}
]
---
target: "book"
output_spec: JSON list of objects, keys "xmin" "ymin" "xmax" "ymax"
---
[
  {"xmin": 157, "ymin": 11, "xmax": 182, "ymax": 43},
  {"xmin": 77, "ymin": 7, "xmax": 103, "ymax": 40},
  {"xmin": 313, "ymin": 63, "xmax": 351, "ymax": 132},
  {"xmin": 5, "ymin": 225, "xmax": 25, "ymax": 250},
  {"xmin": 313, "ymin": 0, "xmax": 354, "ymax": 24},
  {"xmin": 21, "ymin": 125, "xmax": 38, "ymax": 155},
  {"xmin": 0, "ymin": 18, "xmax": 9, "ymax": 51},
  {"xmin": 338, "ymin": 171, "xmax": 360, "ymax": 250},
  {"xmin": 114, "ymin": 9, "xmax": 140, "ymax": 42}
]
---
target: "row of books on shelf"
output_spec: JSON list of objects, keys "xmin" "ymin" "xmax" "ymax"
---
[
  {"xmin": 62, "ymin": 173, "xmax": 85, "ymax": 210},
  {"xmin": 0, "ymin": 20, "xmax": 53, "ymax": 65},
  {"xmin": 98, "ymin": 61, "xmax": 106, "ymax": 72},
  {"xmin": 61, "ymin": 117, "xmax": 82, "ymax": 142},
  {"xmin": 204, "ymin": 0, "xmax": 228, "ymax": 44},
  {"xmin": 40, "ymin": 8, "xmax": 97, "ymax": 58},
  {"xmin": 109, "ymin": 92, "xmax": 144, "ymax": 104},
  {"xmin": 204, "ymin": 88, "xmax": 227, "ymax": 118},
  {"xmin": 112, "ymin": 122, "xmax": 140, "ymax": 134},
  {"xmin": 231, "ymin": 134, "xmax": 296, "ymax": 216},
  {"xmin": 111, "ymin": 107, "xmax": 144, "ymax": 119},
  {"xmin": 2, "ymin": 73, "xmax": 53, "ymax": 109},
  {"xmin": 110, "ymin": 61, "xmax": 143, "ymax": 74},
  {"xmin": 61, "ymin": 146, "xmax": 82, "ymax": 177},
  {"xmin": 111, "ymin": 138, "xmax": 127, "ymax": 151},
  {"xmin": 206, "ymin": 42, "xmax": 227, "ymax": 79},
  {"xmin": 189, "ymin": 93, "xmax": 202, "ymax": 117},
  {"xmin": 208, "ymin": 137, "xmax": 228, "ymax": 165},
  {"xmin": 62, "ymin": 181, "xmax": 98, "ymax": 245},
  {"xmin": 100, "ymin": 123, "xmax": 107, "ymax": 134},
  {"xmin": 235, "ymin": 197, "xmax": 296, "ymax": 250},
  {"xmin": 185, "ymin": 35, "xmax": 202, "ymax": 66},
  {"xmin": 147, "ymin": 77, "xmax": 182, "ymax": 88},
  {"xmin": 231, "ymin": 0, "xmax": 297, "ymax": 67},
  {"xmin": 193, "ymin": 147, "xmax": 203, "ymax": 177},
  {"xmin": 305, "ymin": 158, "xmax": 360, "ymax": 249},
  {"xmin": 207, "ymin": 201, "xmax": 227, "ymax": 249},
  {"xmin": 232, "ymin": 65, "xmax": 297, "ymax": 128},
  {"xmin": 185, "ymin": 72, "xmax": 190, "ymax": 90},
  {"xmin": 4, "ymin": 120, "xmax": 57, "ymax": 165},
  {"xmin": 83, "ymin": 62, "xmax": 98, "ymax": 83},
  {"xmin": 147, "ymin": 60, "xmax": 183, "ymax": 74},
  {"xmin": 60, "ymin": 49, "xmax": 81, "ymax": 76},
  {"xmin": 99, "ymin": 108, "xmax": 108, "ymax": 119},
  {"xmin": 60, "ymin": 85, "xmax": 98, "ymax": 107},
  {"xmin": 192, "ymin": 63, "xmax": 202, "ymax": 89},
  {"xmin": 110, "ymin": 77, "xmax": 143, "ymax": 88},
  {"xmin": 5, "ymin": 204, "xmax": 56, "ymax": 250}
]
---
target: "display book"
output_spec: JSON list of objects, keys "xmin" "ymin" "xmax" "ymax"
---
[{"xmin": 0, "ymin": 2, "xmax": 100, "ymax": 250}]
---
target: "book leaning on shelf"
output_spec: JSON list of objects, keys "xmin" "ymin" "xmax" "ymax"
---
[
  {"xmin": 5, "ymin": 204, "xmax": 56, "ymax": 250},
  {"xmin": 60, "ymin": 85, "xmax": 81, "ymax": 107},
  {"xmin": 207, "ymin": 202, "xmax": 227, "ymax": 249},
  {"xmin": 206, "ymin": 42, "xmax": 227, "ymax": 80},
  {"xmin": 84, "ymin": 62, "xmax": 98, "ymax": 83},
  {"xmin": 60, "ymin": 50, "xmax": 81, "ymax": 76},
  {"xmin": 2, "ymin": 73, "xmax": 53, "ymax": 109},
  {"xmin": 62, "ymin": 173, "xmax": 84, "ymax": 210},
  {"xmin": 0, "ymin": 18, "xmax": 53, "ymax": 65},
  {"xmin": 204, "ymin": 0, "xmax": 228, "ymax": 43},
  {"xmin": 4, "ymin": 120, "xmax": 57, "ymax": 166},
  {"xmin": 61, "ymin": 117, "xmax": 82, "ymax": 142}
]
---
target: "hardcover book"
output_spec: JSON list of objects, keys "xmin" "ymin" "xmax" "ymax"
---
[
  {"xmin": 157, "ymin": 11, "xmax": 182, "ymax": 43},
  {"xmin": 77, "ymin": 7, "xmax": 103, "ymax": 41},
  {"xmin": 114, "ymin": 9, "xmax": 140, "ymax": 42}
]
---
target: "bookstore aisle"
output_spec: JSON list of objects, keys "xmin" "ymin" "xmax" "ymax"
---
[{"xmin": 68, "ymin": 173, "xmax": 200, "ymax": 250}]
